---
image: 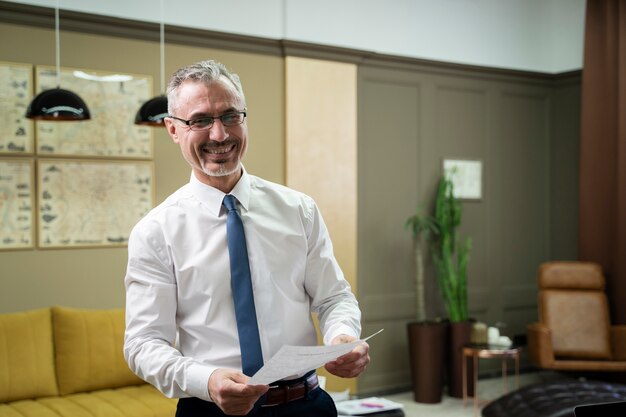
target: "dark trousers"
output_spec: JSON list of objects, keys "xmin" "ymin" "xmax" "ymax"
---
[{"xmin": 175, "ymin": 387, "xmax": 337, "ymax": 417}]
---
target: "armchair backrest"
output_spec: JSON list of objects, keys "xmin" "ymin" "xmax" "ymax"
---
[{"xmin": 538, "ymin": 261, "xmax": 612, "ymax": 359}]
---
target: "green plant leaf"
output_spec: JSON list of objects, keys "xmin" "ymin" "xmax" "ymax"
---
[{"xmin": 432, "ymin": 176, "xmax": 472, "ymax": 322}]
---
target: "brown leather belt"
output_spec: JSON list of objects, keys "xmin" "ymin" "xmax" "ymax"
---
[{"xmin": 261, "ymin": 372, "xmax": 319, "ymax": 407}]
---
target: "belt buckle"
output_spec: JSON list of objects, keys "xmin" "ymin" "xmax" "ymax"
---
[
  {"xmin": 261, "ymin": 373, "xmax": 314, "ymax": 408},
  {"xmin": 282, "ymin": 383, "xmax": 291, "ymax": 403},
  {"xmin": 261, "ymin": 384, "xmax": 286, "ymax": 408}
]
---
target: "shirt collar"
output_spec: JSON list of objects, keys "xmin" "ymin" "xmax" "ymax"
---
[
  {"xmin": 229, "ymin": 168, "xmax": 251, "ymax": 212},
  {"xmin": 188, "ymin": 167, "xmax": 251, "ymax": 216}
]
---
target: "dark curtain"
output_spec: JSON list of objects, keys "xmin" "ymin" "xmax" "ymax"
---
[{"xmin": 579, "ymin": 0, "xmax": 626, "ymax": 323}]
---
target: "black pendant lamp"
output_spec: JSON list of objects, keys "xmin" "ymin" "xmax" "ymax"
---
[
  {"xmin": 135, "ymin": 95, "xmax": 168, "ymax": 126},
  {"xmin": 26, "ymin": 1, "xmax": 90, "ymax": 121},
  {"xmin": 135, "ymin": 0, "xmax": 168, "ymax": 126}
]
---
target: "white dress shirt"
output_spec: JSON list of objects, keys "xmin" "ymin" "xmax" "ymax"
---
[{"xmin": 124, "ymin": 169, "xmax": 361, "ymax": 401}]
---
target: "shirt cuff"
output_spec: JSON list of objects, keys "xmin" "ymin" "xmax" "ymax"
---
[
  {"xmin": 324, "ymin": 324, "xmax": 360, "ymax": 345},
  {"xmin": 186, "ymin": 363, "xmax": 218, "ymax": 401}
]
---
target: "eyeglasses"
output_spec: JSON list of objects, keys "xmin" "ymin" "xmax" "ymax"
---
[{"xmin": 168, "ymin": 111, "xmax": 247, "ymax": 131}]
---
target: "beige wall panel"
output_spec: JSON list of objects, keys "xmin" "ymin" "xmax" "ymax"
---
[
  {"xmin": 285, "ymin": 57, "xmax": 357, "ymax": 288},
  {"xmin": 357, "ymin": 73, "xmax": 423, "ymax": 395},
  {"xmin": 493, "ymin": 90, "xmax": 551, "ymax": 293},
  {"xmin": 285, "ymin": 57, "xmax": 357, "ymax": 393},
  {"xmin": 0, "ymin": 22, "xmax": 284, "ymax": 313},
  {"xmin": 358, "ymin": 77, "xmax": 421, "ymax": 302}
]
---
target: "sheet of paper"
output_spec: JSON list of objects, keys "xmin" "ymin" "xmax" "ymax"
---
[
  {"xmin": 248, "ymin": 329, "xmax": 383, "ymax": 385},
  {"xmin": 335, "ymin": 396, "xmax": 403, "ymax": 415}
]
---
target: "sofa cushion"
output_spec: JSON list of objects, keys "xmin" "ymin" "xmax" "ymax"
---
[
  {"xmin": 0, "ymin": 385, "xmax": 177, "ymax": 417},
  {"xmin": 52, "ymin": 306, "xmax": 144, "ymax": 395},
  {"xmin": 0, "ymin": 308, "xmax": 58, "ymax": 402}
]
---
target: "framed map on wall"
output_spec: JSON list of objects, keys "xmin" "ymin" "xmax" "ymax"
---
[
  {"xmin": 0, "ymin": 158, "xmax": 34, "ymax": 250},
  {"xmin": 35, "ymin": 65, "xmax": 154, "ymax": 158},
  {"xmin": 37, "ymin": 159, "xmax": 154, "ymax": 248},
  {"xmin": 0, "ymin": 61, "xmax": 34, "ymax": 154}
]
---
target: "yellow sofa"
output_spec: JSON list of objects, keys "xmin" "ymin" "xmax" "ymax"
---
[{"xmin": 0, "ymin": 307, "xmax": 177, "ymax": 417}]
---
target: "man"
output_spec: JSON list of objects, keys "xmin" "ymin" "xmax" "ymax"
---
[{"xmin": 124, "ymin": 59, "xmax": 369, "ymax": 417}]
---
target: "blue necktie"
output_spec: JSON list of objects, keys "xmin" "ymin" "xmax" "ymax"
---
[{"xmin": 223, "ymin": 194, "xmax": 263, "ymax": 376}]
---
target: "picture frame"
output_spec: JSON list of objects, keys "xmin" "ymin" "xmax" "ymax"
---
[
  {"xmin": 37, "ymin": 159, "xmax": 154, "ymax": 248},
  {"xmin": 0, "ymin": 158, "xmax": 35, "ymax": 250},
  {"xmin": 443, "ymin": 158, "xmax": 483, "ymax": 200},
  {"xmin": 0, "ymin": 61, "xmax": 34, "ymax": 155},
  {"xmin": 34, "ymin": 65, "xmax": 154, "ymax": 158}
]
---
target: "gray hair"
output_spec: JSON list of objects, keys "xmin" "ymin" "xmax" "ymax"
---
[{"xmin": 166, "ymin": 60, "xmax": 245, "ymax": 114}]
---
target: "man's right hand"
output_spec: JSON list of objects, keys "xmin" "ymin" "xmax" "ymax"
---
[{"xmin": 208, "ymin": 368, "xmax": 269, "ymax": 415}]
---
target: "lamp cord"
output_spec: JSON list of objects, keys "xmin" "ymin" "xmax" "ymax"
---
[
  {"xmin": 55, "ymin": 0, "xmax": 60, "ymax": 88},
  {"xmin": 159, "ymin": 0, "xmax": 165, "ymax": 95}
]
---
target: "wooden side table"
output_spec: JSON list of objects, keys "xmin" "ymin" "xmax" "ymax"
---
[{"xmin": 462, "ymin": 344, "xmax": 522, "ymax": 417}]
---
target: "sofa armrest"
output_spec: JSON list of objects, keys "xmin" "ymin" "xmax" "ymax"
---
[
  {"xmin": 610, "ymin": 325, "xmax": 626, "ymax": 360},
  {"xmin": 527, "ymin": 322, "xmax": 555, "ymax": 368}
]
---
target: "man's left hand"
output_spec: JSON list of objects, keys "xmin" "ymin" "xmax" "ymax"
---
[{"xmin": 324, "ymin": 334, "xmax": 370, "ymax": 378}]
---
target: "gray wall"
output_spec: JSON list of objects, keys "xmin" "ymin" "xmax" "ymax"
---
[{"xmin": 356, "ymin": 63, "xmax": 580, "ymax": 394}]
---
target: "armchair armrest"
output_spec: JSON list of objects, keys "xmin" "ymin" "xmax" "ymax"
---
[
  {"xmin": 610, "ymin": 325, "xmax": 626, "ymax": 360},
  {"xmin": 527, "ymin": 322, "xmax": 555, "ymax": 368}
]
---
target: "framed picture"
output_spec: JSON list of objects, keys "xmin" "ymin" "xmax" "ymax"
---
[
  {"xmin": 37, "ymin": 159, "xmax": 154, "ymax": 248},
  {"xmin": 0, "ymin": 158, "xmax": 35, "ymax": 250},
  {"xmin": 0, "ymin": 61, "xmax": 34, "ymax": 155},
  {"xmin": 34, "ymin": 65, "xmax": 154, "ymax": 158},
  {"xmin": 443, "ymin": 159, "xmax": 483, "ymax": 200}
]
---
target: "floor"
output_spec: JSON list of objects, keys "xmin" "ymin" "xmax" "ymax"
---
[{"xmin": 372, "ymin": 371, "xmax": 571, "ymax": 417}]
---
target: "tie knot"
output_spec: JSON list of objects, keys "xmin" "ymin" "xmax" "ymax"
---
[{"xmin": 223, "ymin": 194, "xmax": 237, "ymax": 212}]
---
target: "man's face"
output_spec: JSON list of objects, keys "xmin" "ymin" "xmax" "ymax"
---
[{"xmin": 165, "ymin": 78, "xmax": 247, "ymax": 187}]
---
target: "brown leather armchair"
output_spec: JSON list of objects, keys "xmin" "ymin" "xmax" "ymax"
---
[{"xmin": 527, "ymin": 261, "xmax": 626, "ymax": 372}]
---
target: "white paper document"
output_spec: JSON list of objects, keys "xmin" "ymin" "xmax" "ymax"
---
[
  {"xmin": 248, "ymin": 329, "xmax": 383, "ymax": 385},
  {"xmin": 335, "ymin": 396, "xmax": 404, "ymax": 415}
]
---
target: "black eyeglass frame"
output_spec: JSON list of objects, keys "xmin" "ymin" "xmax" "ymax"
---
[{"xmin": 168, "ymin": 110, "xmax": 247, "ymax": 131}]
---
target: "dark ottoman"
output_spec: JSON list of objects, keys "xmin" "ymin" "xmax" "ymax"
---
[{"xmin": 482, "ymin": 379, "xmax": 626, "ymax": 417}]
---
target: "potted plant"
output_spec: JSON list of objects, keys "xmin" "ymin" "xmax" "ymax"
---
[
  {"xmin": 405, "ymin": 209, "xmax": 439, "ymax": 323},
  {"xmin": 404, "ymin": 207, "xmax": 447, "ymax": 403},
  {"xmin": 432, "ymin": 175, "xmax": 473, "ymax": 398}
]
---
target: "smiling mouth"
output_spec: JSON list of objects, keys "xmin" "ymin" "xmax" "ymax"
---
[{"xmin": 202, "ymin": 142, "xmax": 236, "ymax": 155}]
